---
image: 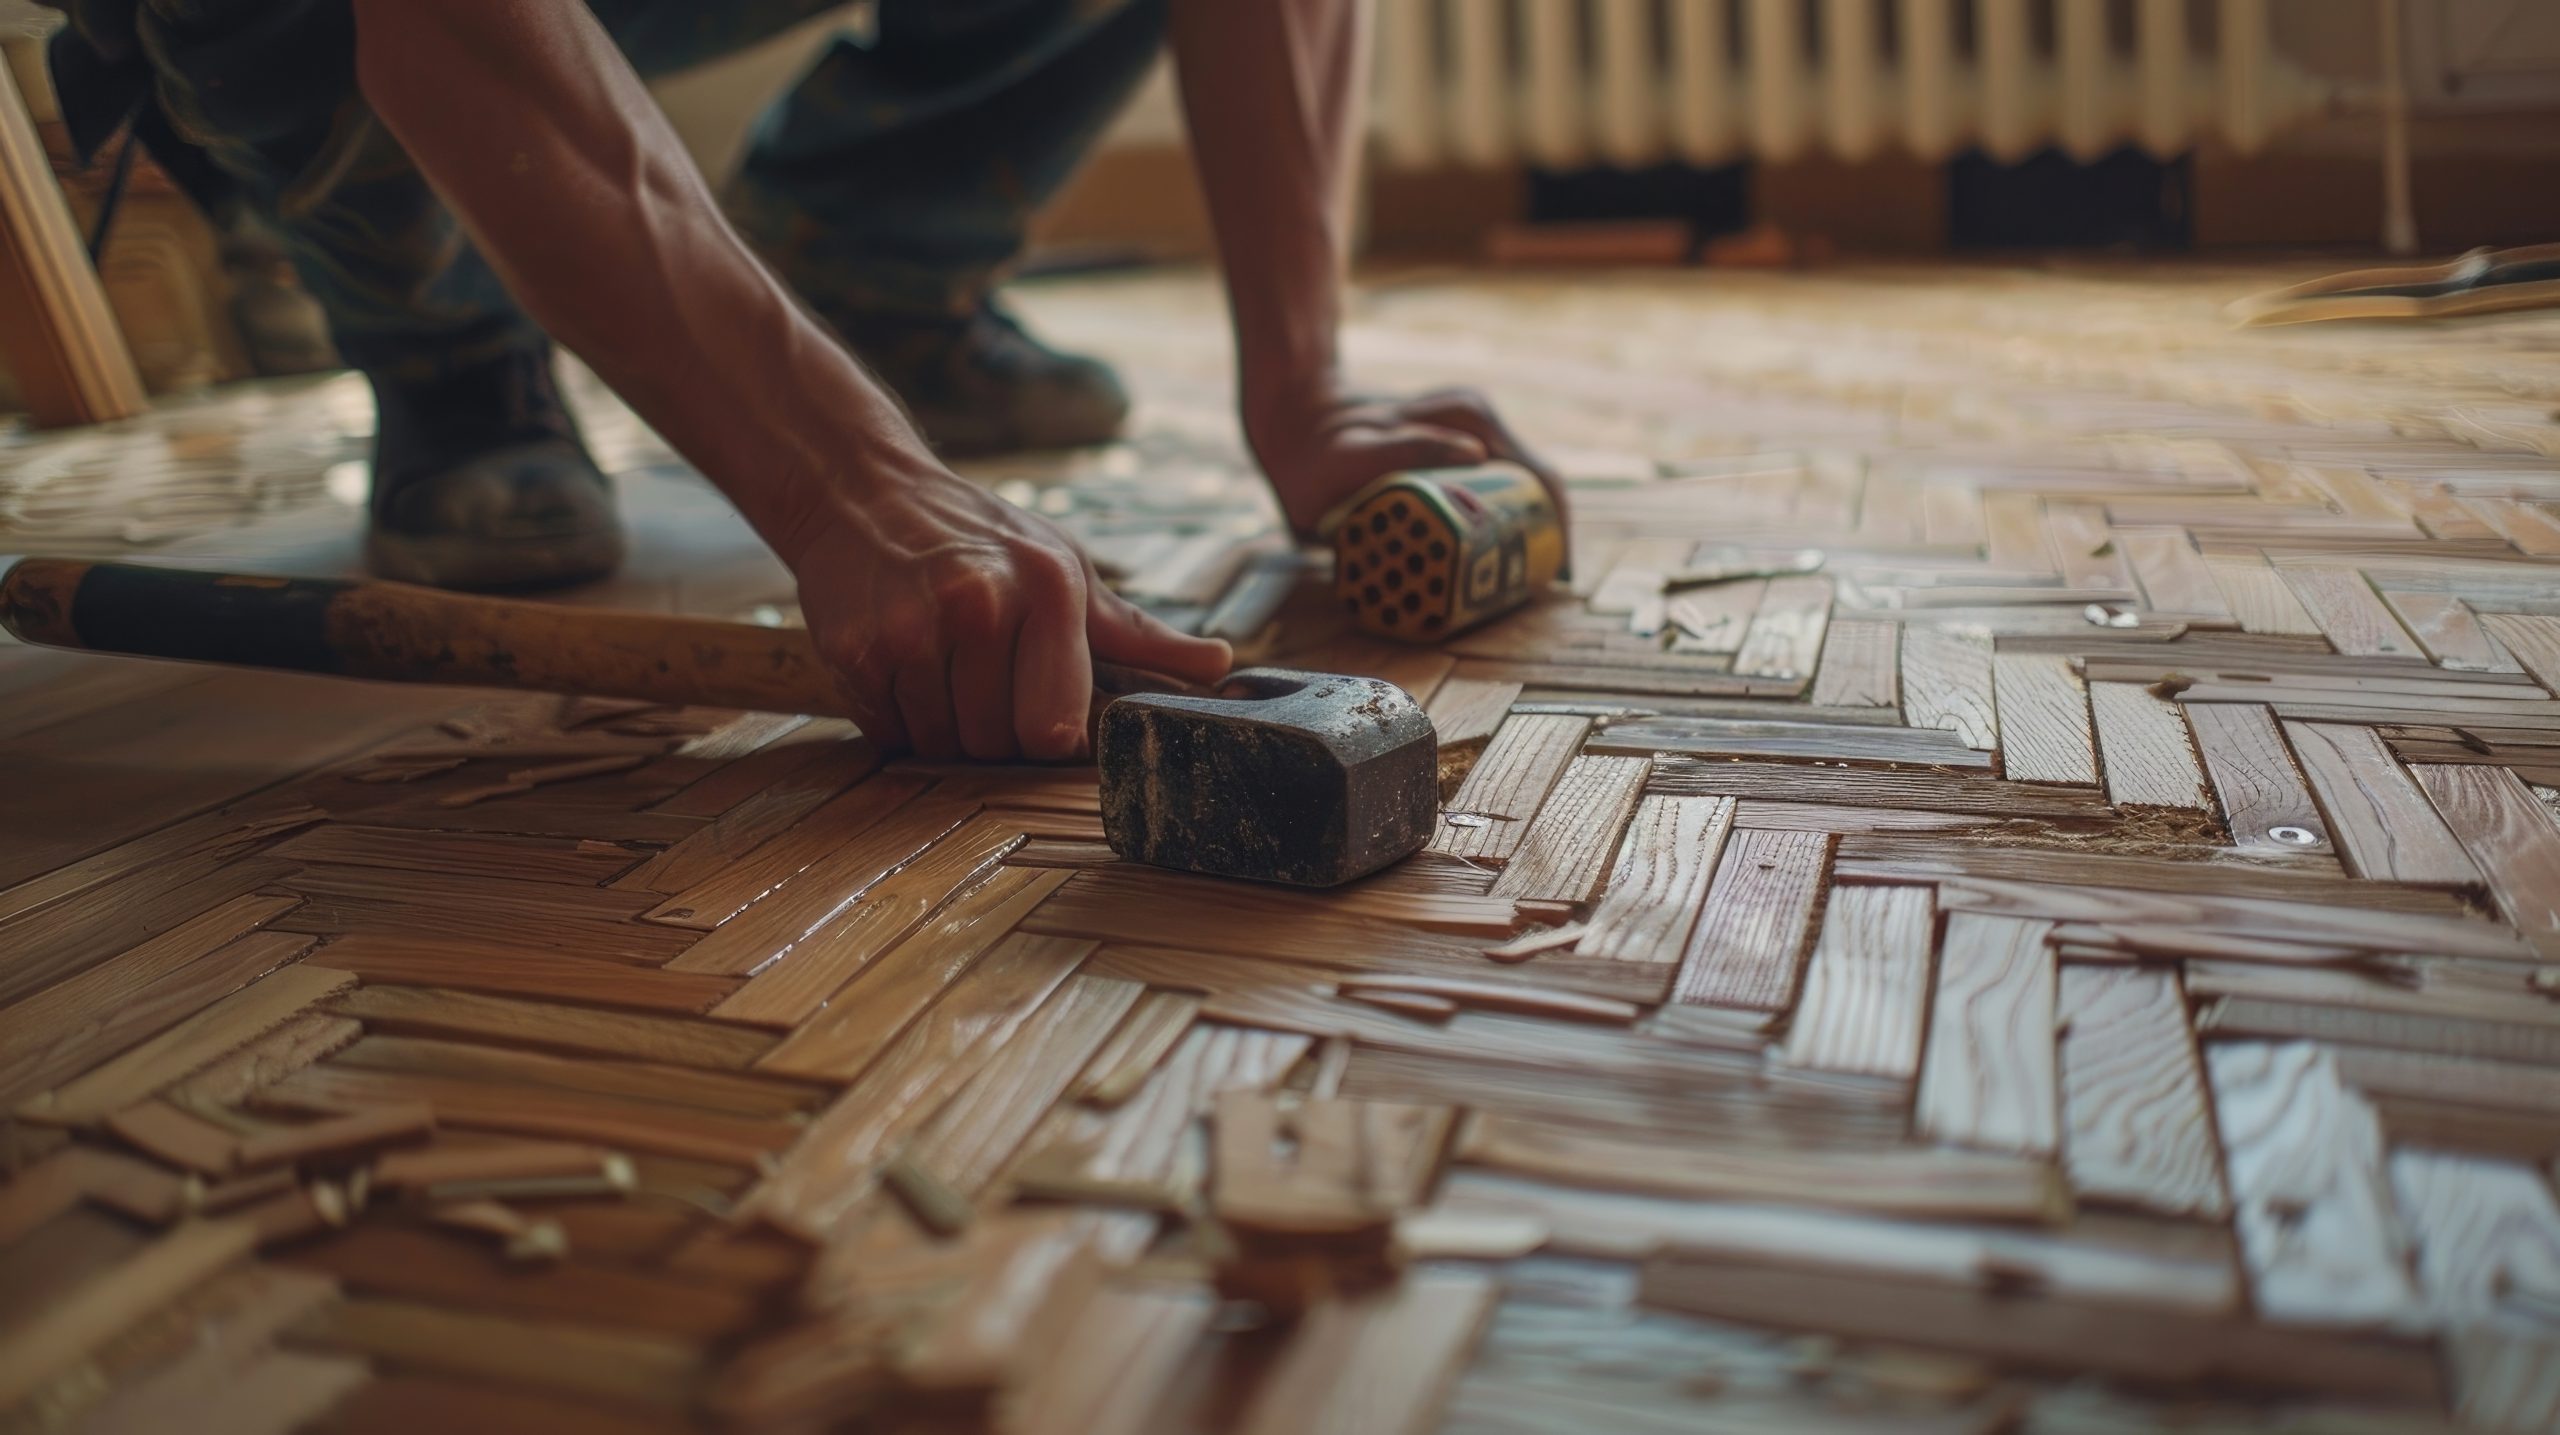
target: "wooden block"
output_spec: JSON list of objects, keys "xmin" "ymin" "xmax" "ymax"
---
[
  {"xmin": 1488, "ymin": 755, "xmax": 1650, "ymax": 904},
  {"xmin": 2207, "ymin": 1041, "xmax": 2418, "ymax": 1326},
  {"xmin": 755, "ymin": 866, "xmax": 1068, "ymax": 1081},
  {"xmin": 1779, "ymin": 886, "xmax": 1935, "ymax": 1081},
  {"xmin": 706, "ymin": 818, "xmax": 1027, "ymax": 1026},
  {"xmin": 20, "ymin": 966, "xmax": 357, "ymax": 1126},
  {"xmin": 0, "ymin": 1220, "xmax": 255, "ymax": 1409},
  {"xmin": 1807, "ymin": 618, "xmax": 1899, "ymax": 709},
  {"xmin": 1991, "ymin": 652, "xmax": 2097, "ymax": 785},
  {"xmin": 1638, "ymin": 1252, "xmax": 2440, "ymax": 1405},
  {"xmin": 640, "ymin": 774, "xmax": 939, "ymax": 932},
  {"xmin": 1917, "ymin": 913, "xmax": 2058, "ymax": 1156},
  {"xmin": 2480, "ymin": 613, "xmax": 2560, "ymax": 694},
  {"xmin": 1212, "ymin": 1092, "xmax": 1452, "ymax": 1236},
  {"xmin": 293, "ymin": 1298, "xmax": 701, "ymax": 1411},
  {"xmin": 2186, "ymin": 703, "xmax": 2332, "ymax": 855},
  {"xmin": 1670, "ymin": 828, "xmax": 1830, "ymax": 1011},
  {"xmin": 2204, "ymin": 553, "xmax": 2323, "ymax": 636},
  {"xmin": 2279, "ymin": 564, "xmax": 2425, "ymax": 659},
  {"xmin": 1230, "ymin": 1272, "xmax": 1496, "ymax": 1435},
  {"xmin": 1457, "ymin": 1113, "xmax": 2061, "ymax": 1222},
  {"xmin": 1424, "ymin": 677, "xmax": 1519, "ymax": 752},
  {"xmin": 2412, "ymin": 763, "xmax": 2560, "ymax": 956},
  {"xmin": 332, "ymin": 1034, "xmax": 816, "ymax": 1121},
  {"xmin": 328, "ymin": 985, "xmax": 776, "ymax": 1070},
  {"xmin": 2337, "ymin": 1045, "xmax": 2560, "ymax": 1116},
  {"xmin": 2056, "ymin": 966, "xmax": 2228, "ymax": 1219},
  {"xmin": 2286, "ymin": 722, "xmax": 2485, "ymax": 885},
  {"xmin": 103, "ymin": 1100, "xmax": 240, "ymax": 1176},
  {"xmin": 1900, "ymin": 626, "xmax": 1998, "ymax": 751},
  {"xmin": 1429, "ymin": 714, "xmax": 1591, "ymax": 864},
  {"xmin": 1731, "ymin": 574, "xmax": 1833, "ymax": 681},
  {"xmin": 2089, "ymin": 682, "xmax": 2208, "ymax": 810}
]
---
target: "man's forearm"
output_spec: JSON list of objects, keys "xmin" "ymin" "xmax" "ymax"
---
[
  {"xmin": 1167, "ymin": 0, "xmax": 1365, "ymax": 430},
  {"xmin": 349, "ymin": 0, "xmax": 930, "ymax": 567}
]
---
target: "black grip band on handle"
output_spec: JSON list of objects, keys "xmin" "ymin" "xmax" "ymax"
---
[{"xmin": 67, "ymin": 564, "xmax": 350, "ymax": 675}]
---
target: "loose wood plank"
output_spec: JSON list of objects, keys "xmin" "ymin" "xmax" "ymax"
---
[
  {"xmin": 1900, "ymin": 626, "xmax": 1998, "ymax": 751},
  {"xmin": 1807, "ymin": 618, "xmax": 1899, "ymax": 709},
  {"xmin": 1670, "ymin": 829, "xmax": 1831, "ymax": 1010},
  {"xmin": 2089, "ymin": 682, "xmax": 2209, "ymax": 810},
  {"xmin": 2057, "ymin": 966, "xmax": 2229, "ymax": 1219},
  {"xmin": 2279, "ymin": 564, "xmax": 2425, "ymax": 659},
  {"xmin": 327, "ymin": 985, "xmax": 776, "ymax": 1070},
  {"xmin": 2412, "ymin": 762, "xmax": 2560, "ymax": 956},
  {"xmin": 286, "ymin": 1223, "xmax": 762, "ymax": 1342},
  {"xmin": 1488, "ymin": 756, "xmax": 1650, "ymax": 904},
  {"xmin": 1778, "ymin": 886, "xmax": 1934, "ymax": 1081},
  {"xmin": 1916, "ymin": 914, "xmax": 2058, "ymax": 1156},
  {"xmin": 1576, "ymin": 795, "xmax": 1734, "ymax": 964},
  {"xmin": 1992, "ymin": 653, "xmax": 2098, "ymax": 785},
  {"xmin": 1650, "ymin": 758, "xmax": 2116, "ymax": 818},
  {"xmin": 2206, "ymin": 1041, "xmax": 2419, "ymax": 1325},
  {"xmin": 19, "ymin": 966, "xmax": 357, "ymax": 1126},
  {"xmin": 2287, "ymin": 722, "xmax": 2485, "ymax": 885},
  {"xmin": 1429, "ymin": 714, "xmax": 1591, "ymax": 864},
  {"xmin": 2185, "ymin": 703, "xmax": 2332, "ymax": 855}
]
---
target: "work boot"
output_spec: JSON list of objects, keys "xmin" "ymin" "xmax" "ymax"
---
[
  {"xmin": 824, "ymin": 300, "xmax": 1129, "ymax": 458},
  {"xmin": 363, "ymin": 346, "xmax": 624, "ymax": 592}
]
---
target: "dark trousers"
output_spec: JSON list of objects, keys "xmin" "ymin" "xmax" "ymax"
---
[{"xmin": 54, "ymin": 0, "xmax": 1165, "ymax": 383}]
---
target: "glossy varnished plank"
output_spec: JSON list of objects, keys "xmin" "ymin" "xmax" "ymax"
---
[
  {"xmin": 2285, "ymin": 722, "xmax": 2483, "ymax": 885},
  {"xmin": 1916, "ymin": 913, "xmax": 2058, "ymax": 1155},
  {"xmin": 2185, "ymin": 703, "xmax": 2331, "ymax": 855},
  {"xmin": 326, "ymin": 984, "xmax": 776, "ymax": 1070},
  {"xmin": 311, "ymin": 939, "xmax": 740, "ymax": 1015}
]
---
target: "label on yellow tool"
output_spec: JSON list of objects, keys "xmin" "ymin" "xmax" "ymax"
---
[{"xmin": 1332, "ymin": 462, "xmax": 1561, "ymax": 642}]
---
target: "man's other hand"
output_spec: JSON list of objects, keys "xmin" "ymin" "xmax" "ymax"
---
[{"xmin": 1247, "ymin": 382, "xmax": 1571, "ymax": 545}]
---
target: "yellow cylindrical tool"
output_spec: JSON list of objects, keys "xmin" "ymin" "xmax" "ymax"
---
[{"xmin": 1331, "ymin": 461, "xmax": 1563, "ymax": 641}]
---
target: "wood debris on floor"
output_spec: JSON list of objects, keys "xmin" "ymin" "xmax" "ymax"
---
[{"xmin": 8, "ymin": 261, "xmax": 2560, "ymax": 1431}]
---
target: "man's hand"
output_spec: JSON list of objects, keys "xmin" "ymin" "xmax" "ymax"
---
[
  {"xmin": 1247, "ymin": 380, "xmax": 1572, "ymax": 542},
  {"xmin": 783, "ymin": 472, "xmax": 1232, "ymax": 762}
]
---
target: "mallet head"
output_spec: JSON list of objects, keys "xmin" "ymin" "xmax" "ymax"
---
[{"xmin": 1097, "ymin": 668, "xmax": 1437, "ymax": 888}]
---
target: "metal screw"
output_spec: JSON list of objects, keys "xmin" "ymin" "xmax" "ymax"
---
[{"xmin": 2268, "ymin": 825, "xmax": 2318, "ymax": 847}]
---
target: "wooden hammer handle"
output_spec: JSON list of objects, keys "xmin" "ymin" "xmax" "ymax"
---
[{"xmin": 0, "ymin": 559, "xmax": 1197, "ymax": 721}]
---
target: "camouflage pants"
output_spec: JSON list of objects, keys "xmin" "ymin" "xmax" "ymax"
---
[{"xmin": 58, "ymin": 0, "xmax": 1164, "ymax": 382}]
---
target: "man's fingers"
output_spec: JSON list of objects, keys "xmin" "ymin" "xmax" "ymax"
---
[
  {"xmin": 1088, "ymin": 580, "xmax": 1233, "ymax": 685},
  {"xmin": 892, "ymin": 658, "xmax": 961, "ymax": 762},
  {"xmin": 1340, "ymin": 423, "xmax": 1487, "ymax": 481},
  {"xmin": 1013, "ymin": 560, "xmax": 1095, "ymax": 762},
  {"xmin": 949, "ymin": 627, "xmax": 1020, "ymax": 761},
  {"xmin": 836, "ymin": 678, "xmax": 910, "ymax": 755}
]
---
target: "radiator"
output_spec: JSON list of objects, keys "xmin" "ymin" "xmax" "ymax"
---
[{"xmin": 1373, "ymin": 0, "xmax": 2338, "ymax": 169}]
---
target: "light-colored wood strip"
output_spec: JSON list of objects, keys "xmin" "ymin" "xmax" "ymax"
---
[
  {"xmin": 1423, "ymin": 677, "xmax": 1519, "ymax": 752},
  {"xmin": 1070, "ymin": 990, "xmax": 1203, "ymax": 1108},
  {"xmin": 1429, "ymin": 714, "xmax": 1591, "ymax": 863},
  {"xmin": 2208, "ymin": 1041, "xmax": 2418, "ymax": 1325},
  {"xmin": 2119, "ymin": 528, "xmax": 2231, "ymax": 619},
  {"xmin": 1900, "ymin": 626, "xmax": 1998, "ymax": 751},
  {"xmin": 1663, "ymin": 577, "xmax": 1763, "ymax": 655},
  {"xmin": 1991, "ymin": 652, "xmax": 2098, "ymax": 785},
  {"xmin": 1652, "ymin": 759, "xmax": 2115, "ymax": 818},
  {"xmin": 2481, "ymin": 613, "xmax": 2560, "ymax": 694},
  {"xmin": 1576, "ymin": 795, "xmax": 1735, "ymax": 963},
  {"xmin": 1230, "ymin": 1272, "xmax": 1496, "ymax": 1435},
  {"xmin": 2336, "ymin": 1045, "xmax": 2560, "ymax": 1116},
  {"xmin": 755, "ymin": 866, "xmax": 1068, "ymax": 1082},
  {"xmin": 1917, "ymin": 913, "xmax": 2058, "ymax": 1156},
  {"xmin": 1670, "ymin": 828, "xmax": 1831, "ymax": 1011},
  {"xmin": 2413, "ymin": 763, "xmax": 2560, "ymax": 956},
  {"xmin": 1488, "ymin": 755, "xmax": 1650, "ymax": 904},
  {"xmin": 2280, "ymin": 565, "xmax": 2425, "ymax": 659},
  {"xmin": 2057, "ymin": 966, "xmax": 2229, "ymax": 1219},
  {"xmin": 2392, "ymin": 1150, "xmax": 2560, "ymax": 1333},
  {"xmin": 2186, "ymin": 703, "xmax": 2331, "ymax": 856},
  {"xmin": 1981, "ymin": 491, "xmax": 2056, "ymax": 574},
  {"xmin": 1808, "ymin": 618, "xmax": 1899, "ymax": 709},
  {"xmin": 1921, "ymin": 483, "xmax": 1985, "ymax": 548},
  {"xmin": 1731, "ymin": 575, "xmax": 1833, "ymax": 681},
  {"xmin": 706, "ymin": 819, "xmax": 1025, "ymax": 1026},
  {"xmin": 0, "ymin": 1219, "xmax": 254, "ymax": 1409},
  {"xmin": 642, "ymin": 774, "xmax": 938, "ymax": 932},
  {"xmin": 1779, "ymin": 886, "xmax": 1934, "ymax": 1081},
  {"xmin": 256, "ymin": 1063, "xmax": 794, "ymax": 1168},
  {"xmin": 331, "ymin": 1035, "xmax": 808, "ymax": 1122},
  {"xmin": 902, "ymin": 974, "xmax": 1144, "ymax": 1198},
  {"xmin": 327, "ymin": 985, "xmax": 776, "ymax": 1071},
  {"xmin": 1458, "ymin": 1114, "xmax": 2061, "ymax": 1221},
  {"xmin": 2089, "ymin": 682, "xmax": 2208, "ymax": 810},
  {"xmin": 612, "ymin": 737, "xmax": 880, "ymax": 893},
  {"xmin": 2382, "ymin": 591, "xmax": 2522, "ymax": 674},
  {"xmin": 2287, "ymin": 722, "xmax": 2485, "ymax": 884},
  {"xmin": 2202, "ymin": 552, "xmax": 2323, "ymax": 636},
  {"xmin": 0, "ymin": 855, "xmax": 299, "ymax": 1010},
  {"xmin": 18, "ymin": 966, "xmax": 357, "ymax": 1126},
  {"xmin": 1012, "ymin": 1284, "xmax": 1214, "ymax": 1435}
]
